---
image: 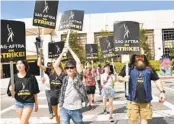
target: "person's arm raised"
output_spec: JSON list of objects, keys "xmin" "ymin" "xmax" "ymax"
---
[
  {"xmin": 53, "ymin": 47, "xmax": 68, "ymax": 76},
  {"xmin": 68, "ymin": 46, "xmax": 82, "ymax": 73},
  {"xmin": 37, "ymin": 55, "xmax": 46, "ymax": 72}
]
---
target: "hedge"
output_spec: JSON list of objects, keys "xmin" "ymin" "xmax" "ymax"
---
[
  {"xmin": 92, "ymin": 60, "xmax": 161, "ymax": 73},
  {"xmin": 149, "ymin": 60, "xmax": 160, "ymax": 71}
]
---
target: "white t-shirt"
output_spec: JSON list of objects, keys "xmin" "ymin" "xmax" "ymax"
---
[
  {"xmin": 101, "ymin": 73, "xmax": 115, "ymax": 88},
  {"xmin": 63, "ymin": 77, "xmax": 82, "ymax": 110}
]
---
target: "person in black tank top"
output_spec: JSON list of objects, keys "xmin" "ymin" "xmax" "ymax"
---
[{"xmin": 38, "ymin": 55, "xmax": 66, "ymax": 124}]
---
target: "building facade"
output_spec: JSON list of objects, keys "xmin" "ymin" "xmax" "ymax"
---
[{"xmin": 1, "ymin": 10, "xmax": 174, "ymax": 78}]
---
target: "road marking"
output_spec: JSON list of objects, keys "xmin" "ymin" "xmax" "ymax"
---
[
  {"xmin": 0, "ymin": 97, "xmax": 159, "ymax": 115},
  {"xmin": 164, "ymin": 86, "xmax": 174, "ymax": 92},
  {"xmin": 1, "ymin": 110, "xmax": 174, "ymax": 124},
  {"xmin": 0, "ymin": 105, "xmax": 15, "ymax": 115},
  {"xmin": 153, "ymin": 95, "xmax": 174, "ymax": 110}
]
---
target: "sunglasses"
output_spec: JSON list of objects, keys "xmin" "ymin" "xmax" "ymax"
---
[
  {"xmin": 135, "ymin": 55, "xmax": 144, "ymax": 61},
  {"xmin": 66, "ymin": 67, "xmax": 75, "ymax": 70},
  {"xmin": 47, "ymin": 64, "xmax": 52, "ymax": 67}
]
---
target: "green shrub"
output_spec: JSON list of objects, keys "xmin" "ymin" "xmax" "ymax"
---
[
  {"xmin": 92, "ymin": 60, "xmax": 161, "ymax": 73},
  {"xmin": 149, "ymin": 60, "xmax": 160, "ymax": 71},
  {"xmin": 114, "ymin": 62, "xmax": 125, "ymax": 73}
]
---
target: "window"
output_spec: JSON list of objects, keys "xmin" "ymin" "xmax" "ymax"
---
[
  {"xmin": 144, "ymin": 30, "xmax": 155, "ymax": 59},
  {"xmin": 94, "ymin": 32, "xmax": 113, "ymax": 44},
  {"xmin": 61, "ymin": 33, "xmax": 87, "ymax": 48},
  {"xmin": 162, "ymin": 29, "xmax": 174, "ymax": 58},
  {"xmin": 162, "ymin": 29, "xmax": 174, "ymax": 41}
]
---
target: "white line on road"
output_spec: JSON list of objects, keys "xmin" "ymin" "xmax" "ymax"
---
[
  {"xmin": 0, "ymin": 98, "xmax": 159, "ymax": 115},
  {"xmin": 0, "ymin": 105, "xmax": 15, "ymax": 115},
  {"xmin": 164, "ymin": 86, "xmax": 174, "ymax": 92},
  {"xmin": 153, "ymin": 95, "xmax": 174, "ymax": 110},
  {"xmin": 0, "ymin": 95, "xmax": 159, "ymax": 115},
  {"xmin": 1, "ymin": 110, "xmax": 174, "ymax": 124}
]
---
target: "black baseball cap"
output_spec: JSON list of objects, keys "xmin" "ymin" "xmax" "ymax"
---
[{"xmin": 65, "ymin": 60, "xmax": 76, "ymax": 68}]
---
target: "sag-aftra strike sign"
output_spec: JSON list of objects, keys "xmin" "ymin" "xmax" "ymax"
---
[
  {"xmin": 1, "ymin": 20, "xmax": 26, "ymax": 62},
  {"xmin": 48, "ymin": 41, "xmax": 64, "ymax": 58},
  {"xmin": 85, "ymin": 44, "xmax": 98, "ymax": 60},
  {"xmin": 100, "ymin": 36, "xmax": 116, "ymax": 59},
  {"xmin": 59, "ymin": 10, "xmax": 84, "ymax": 31},
  {"xmin": 114, "ymin": 21, "xmax": 140, "ymax": 54},
  {"xmin": 33, "ymin": 0, "xmax": 59, "ymax": 29}
]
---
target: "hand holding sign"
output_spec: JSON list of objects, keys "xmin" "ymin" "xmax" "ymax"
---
[
  {"xmin": 62, "ymin": 47, "xmax": 68, "ymax": 55},
  {"xmin": 124, "ymin": 76, "xmax": 130, "ymax": 82}
]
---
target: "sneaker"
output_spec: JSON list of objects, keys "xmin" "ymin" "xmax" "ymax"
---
[
  {"xmin": 103, "ymin": 108, "xmax": 107, "ymax": 115},
  {"xmin": 88, "ymin": 105, "xmax": 92, "ymax": 110},
  {"xmin": 49, "ymin": 114, "xmax": 54, "ymax": 119},
  {"xmin": 109, "ymin": 116, "xmax": 114, "ymax": 122}
]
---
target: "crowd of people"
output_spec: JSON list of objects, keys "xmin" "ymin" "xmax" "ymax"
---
[{"xmin": 7, "ymin": 44, "xmax": 166, "ymax": 124}]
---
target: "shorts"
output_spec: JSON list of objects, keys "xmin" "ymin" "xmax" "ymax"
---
[
  {"xmin": 127, "ymin": 101, "xmax": 152, "ymax": 120},
  {"xmin": 50, "ymin": 90, "xmax": 60, "ymax": 106},
  {"xmin": 101, "ymin": 87, "xmax": 116, "ymax": 99},
  {"xmin": 86, "ymin": 86, "xmax": 96, "ymax": 95},
  {"xmin": 15, "ymin": 100, "xmax": 34, "ymax": 109}
]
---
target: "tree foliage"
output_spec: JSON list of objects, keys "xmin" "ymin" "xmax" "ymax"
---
[
  {"xmin": 140, "ymin": 29, "xmax": 152, "ymax": 59},
  {"xmin": 169, "ymin": 42, "xmax": 174, "ymax": 58},
  {"xmin": 62, "ymin": 31, "xmax": 85, "ymax": 63}
]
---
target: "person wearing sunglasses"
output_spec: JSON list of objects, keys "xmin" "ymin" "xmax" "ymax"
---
[
  {"xmin": 56, "ymin": 45, "xmax": 88, "ymax": 124},
  {"xmin": 118, "ymin": 54, "xmax": 166, "ymax": 124}
]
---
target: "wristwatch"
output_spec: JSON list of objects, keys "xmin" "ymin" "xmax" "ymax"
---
[{"xmin": 160, "ymin": 90, "xmax": 166, "ymax": 94}]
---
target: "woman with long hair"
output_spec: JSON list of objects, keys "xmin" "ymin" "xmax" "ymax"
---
[
  {"xmin": 7, "ymin": 60, "xmax": 40, "ymax": 124},
  {"xmin": 37, "ymin": 55, "xmax": 65, "ymax": 124},
  {"xmin": 101, "ymin": 63, "xmax": 116, "ymax": 122}
]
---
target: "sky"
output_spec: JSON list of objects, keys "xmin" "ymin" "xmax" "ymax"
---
[{"xmin": 1, "ymin": 1, "xmax": 174, "ymax": 19}]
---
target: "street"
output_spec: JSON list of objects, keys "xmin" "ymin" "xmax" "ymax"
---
[{"xmin": 1, "ymin": 78, "xmax": 174, "ymax": 124}]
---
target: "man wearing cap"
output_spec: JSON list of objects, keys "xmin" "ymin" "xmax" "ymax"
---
[
  {"xmin": 55, "ymin": 44, "xmax": 88, "ymax": 124},
  {"xmin": 118, "ymin": 54, "xmax": 166, "ymax": 124}
]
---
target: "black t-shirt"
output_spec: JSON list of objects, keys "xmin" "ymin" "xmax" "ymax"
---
[
  {"xmin": 7, "ymin": 74, "xmax": 40, "ymax": 103},
  {"xmin": 135, "ymin": 71, "xmax": 146, "ymax": 102},
  {"xmin": 119, "ymin": 66, "xmax": 159, "ymax": 102},
  {"xmin": 45, "ymin": 68, "xmax": 65, "ymax": 91}
]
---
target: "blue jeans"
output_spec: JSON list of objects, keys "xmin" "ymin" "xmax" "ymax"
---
[
  {"xmin": 60, "ymin": 107, "xmax": 84, "ymax": 124},
  {"xmin": 45, "ymin": 90, "xmax": 53, "ymax": 114},
  {"xmin": 15, "ymin": 101, "xmax": 34, "ymax": 109}
]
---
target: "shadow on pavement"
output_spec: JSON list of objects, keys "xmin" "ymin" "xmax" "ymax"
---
[
  {"xmin": 116, "ymin": 91, "xmax": 125, "ymax": 94},
  {"xmin": 96, "ymin": 97, "xmax": 122, "ymax": 103},
  {"xmin": 113, "ymin": 106, "xmax": 127, "ymax": 113},
  {"xmin": 149, "ymin": 117, "xmax": 170, "ymax": 124},
  {"xmin": 81, "ymin": 105, "xmax": 98, "ymax": 113}
]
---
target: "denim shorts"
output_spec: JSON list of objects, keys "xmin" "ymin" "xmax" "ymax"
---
[
  {"xmin": 15, "ymin": 101, "xmax": 34, "ymax": 109},
  {"xmin": 101, "ymin": 87, "xmax": 116, "ymax": 99}
]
